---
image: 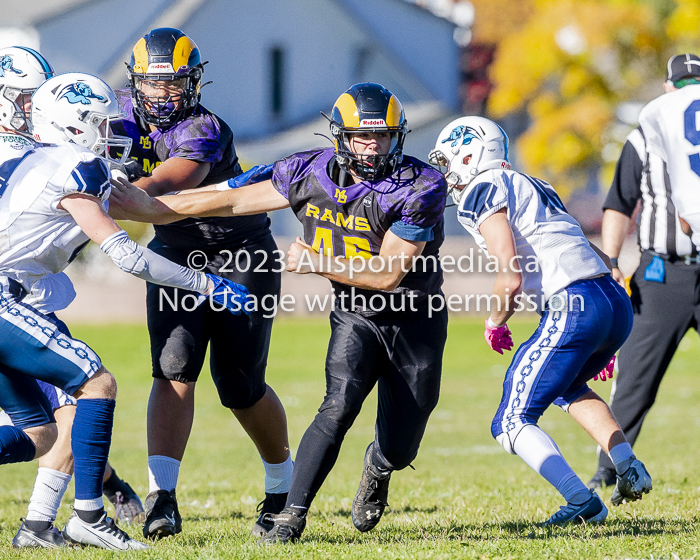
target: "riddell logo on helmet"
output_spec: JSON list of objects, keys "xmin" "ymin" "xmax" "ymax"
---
[
  {"xmin": 361, "ymin": 119, "xmax": 386, "ymax": 126},
  {"xmin": 147, "ymin": 63, "xmax": 173, "ymax": 72}
]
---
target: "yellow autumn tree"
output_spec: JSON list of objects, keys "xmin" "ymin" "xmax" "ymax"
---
[{"xmin": 479, "ymin": 0, "xmax": 672, "ymax": 199}]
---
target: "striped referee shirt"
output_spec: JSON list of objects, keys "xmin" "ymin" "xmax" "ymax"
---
[{"xmin": 603, "ymin": 126, "xmax": 698, "ymax": 258}]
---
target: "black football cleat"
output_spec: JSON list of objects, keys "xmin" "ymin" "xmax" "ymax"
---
[
  {"xmin": 103, "ymin": 474, "xmax": 145, "ymax": 524},
  {"xmin": 257, "ymin": 509, "xmax": 306, "ymax": 545},
  {"xmin": 611, "ymin": 459, "xmax": 652, "ymax": 506},
  {"xmin": 351, "ymin": 442, "xmax": 392, "ymax": 532},
  {"xmin": 12, "ymin": 519, "xmax": 67, "ymax": 549},
  {"xmin": 143, "ymin": 489, "xmax": 182, "ymax": 539},
  {"xmin": 252, "ymin": 492, "xmax": 288, "ymax": 537}
]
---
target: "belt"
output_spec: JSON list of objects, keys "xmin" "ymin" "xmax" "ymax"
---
[{"xmin": 645, "ymin": 250, "xmax": 700, "ymax": 265}]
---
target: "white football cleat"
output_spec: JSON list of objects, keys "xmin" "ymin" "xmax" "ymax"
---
[{"xmin": 62, "ymin": 510, "xmax": 148, "ymax": 550}]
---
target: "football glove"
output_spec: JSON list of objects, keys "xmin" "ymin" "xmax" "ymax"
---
[
  {"xmin": 484, "ymin": 319, "xmax": 514, "ymax": 354},
  {"xmin": 109, "ymin": 159, "xmax": 150, "ymax": 182},
  {"xmin": 226, "ymin": 164, "xmax": 273, "ymax": 189},
  {"xmin": 203, "ymin": 274, "xmax": 252, "ymax": 315},
  {"xmin": 593, "ymin": 356, "xmax": 615, "ymax": 382}
]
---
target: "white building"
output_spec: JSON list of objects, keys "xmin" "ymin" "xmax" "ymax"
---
[
  {"xmin": 32, "ymin": 0, "xmax": 461, "ymax": 137},
  {"xmin": 3, "ymin": 0, "xmax": 468, "ymax": 234}
]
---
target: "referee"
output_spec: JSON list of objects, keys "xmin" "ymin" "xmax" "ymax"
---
[{"xmin": 588, "ymin": 53, "xmax": 700, "ymax": 488}]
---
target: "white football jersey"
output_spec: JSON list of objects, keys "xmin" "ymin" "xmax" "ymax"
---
[
  {"xmin": 456, "ymin": 168, "xmax": 609, "ymax": 311},
  {"xmin": 638, "ymin": 83, "xmax": 700, "ymax": 247},
  {"xmin": 0, "ymin": 141, "xmax": 110, "ymax": 307},
  {"xmin": 0, "ymin": 133, "xmax": 79, "ymax": 312}
]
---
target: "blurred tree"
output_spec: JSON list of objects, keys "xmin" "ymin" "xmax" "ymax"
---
[{"xmin": 475, "ymin": 0, "xmax": 698, "ymax": 199}]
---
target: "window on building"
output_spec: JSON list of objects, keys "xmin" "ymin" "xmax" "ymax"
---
[{"xmin": 271, "ymin": 47, "xmax": 284, "ymax": 117}]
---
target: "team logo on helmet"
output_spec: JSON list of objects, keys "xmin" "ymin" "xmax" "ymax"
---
[
  {"xmin": 58, "ymin": 83, "xmax": 106, "ymax": 105},
  {"xmin": 442, "ymin": 125, "xmax": 482, "ymax": 148},
  {"xmin": 0, "ymin": 55, "xmax": 24, "ymax": 77}
]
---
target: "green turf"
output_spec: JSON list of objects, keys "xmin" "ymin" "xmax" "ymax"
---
[{"xmin": 1, "ymin": 316, "xmax": 699, "ymax": 558}]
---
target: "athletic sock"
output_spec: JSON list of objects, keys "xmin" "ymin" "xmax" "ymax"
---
[
  {"xmin": 0, "ymin": 425, "xmax": 36, "ymax": 464},
  {"xmin": 148, "ymin": 455, "xmax": 180, "ymax": 493},
  {"xmin": 24, "ymin": 519, "xmax": 52, "ymax": 532},
  {"xmin": 608, "ymin": 442, "xmax": 635, "ymax": 475},
  {"xmin": 512, "ymin": 424, "xmax": 590, "ymax": 504},
  {"xmin": 262, "ymin": 455, "xmax": 294, "ymax": 494},
  {"xmin": 75, "ymin": 507, "xmax": 105, "ymax": 523},
  {"xmin": 72, "ymin": 398, "xmax": 114, "ymax": 516},
  {"xmin": 26, "ymin": 467, "xmax": 72, "ymax": 523}
]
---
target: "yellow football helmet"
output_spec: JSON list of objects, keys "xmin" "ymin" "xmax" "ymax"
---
[
  {"xmin": 126, "ymin": 28, "xmax": 204, "ymax": 127},
  {"xmin": 329, "ymin": 83, "xmax": 408, "ymax": 181}
]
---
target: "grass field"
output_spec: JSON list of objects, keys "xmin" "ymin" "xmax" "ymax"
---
[{"xmin": 1, "ymin": 316, "xmax": 699, "ymax": 559}]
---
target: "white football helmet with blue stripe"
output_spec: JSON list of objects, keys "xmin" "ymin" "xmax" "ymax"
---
[
  {"xmin": 430, "ymin": 116, "xmax": 510, "ymax": 204},
  {"xmin": 0, "ymin": 46, "xmax": 54, "ymax": 133},
  {"xmin": 31, "ymin": 72, "xmax": 132, "ymax": 163}
]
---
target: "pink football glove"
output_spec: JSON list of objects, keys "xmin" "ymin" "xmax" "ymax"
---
[
  {"xmin": 593, "ymin": 356, "xmax": 615, "ymax": 381},
  {"xmin": 484, "ymin": 319, "xmax": 514, "ymax": 354}
]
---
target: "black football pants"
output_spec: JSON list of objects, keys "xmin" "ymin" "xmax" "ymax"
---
[
  {"xmin": 286, "ymin": 302, "xmax": 448, "ymax": 511},
  {"xmin": 597, "ymin": 250, "xmax": 700, "ymax": 470}
]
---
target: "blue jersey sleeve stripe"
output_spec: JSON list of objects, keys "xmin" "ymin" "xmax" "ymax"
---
[
  {"xmin": 389, "ymin": 220, "xmax": 434, "ymax": 242},
  {"xmin": 461, "ymin": 181, "xmax": 497, "ymax": 219},
  {"xmin": 70, "ymin": 159, "xmax": 109, "ymax": 198}
]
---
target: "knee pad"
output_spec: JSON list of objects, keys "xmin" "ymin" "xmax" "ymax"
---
[{"xmin": 494, "ymin": 424, "xmax": 526, "ymax": 455}]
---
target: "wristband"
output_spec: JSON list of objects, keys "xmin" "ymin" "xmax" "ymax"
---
[
  {"xmin": 609, "ymin": 257, "xmax": 619, "ymax": 269},
  {"xmin": 487, "ymin": 317, "xmax": 502, "ymax": 328}
]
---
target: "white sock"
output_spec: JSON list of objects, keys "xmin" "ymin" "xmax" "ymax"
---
[
  {"xmin": 148, "ymin": 455, "xmax": 180, "ymax": 493},
  {"xmin": 26, "ymin": 468, "xmax": 72, "ymax": 522},
  {"xmin": 262, "ymin": 455, "xmax": 293, "ymax": 494},
  {"xmin": 74, "ymin": 497, "xmax": 105, "ymax": 512},
  {"xmin": 512, "ymin": 424, "xmax": 590, "ymax": 504},
  {"xmin": 608, "ymin": 442, "xmax": 635, "ymax": 474}
]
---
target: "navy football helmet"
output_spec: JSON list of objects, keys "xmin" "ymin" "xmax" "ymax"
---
[
  {"xmin": 329, "ymin": 83, "xmax": 408, "ymax": 181},
  {"xmin": 126, "ymin": 28, "xmax": 204, "ymax": 127}
]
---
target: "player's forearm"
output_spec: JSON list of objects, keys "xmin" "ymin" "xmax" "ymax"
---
[
  {"xmin": 306, "ymin": 253, "xmax": 409, "ymax": 291},
  {"xmin": 601, "ymin": 209, "xmax": 631, "ymax": 258},
  {"xmin": 155, "ymin": 180, "xmax": 290, "ymax": 219},
  {"xmin": 490, "ymin": 271, "xmax": 521, "ymax": 325},
  {"xmin": 155, "ymin": 190, "xmax": 238, "ymax": 219},
  {"xmin": 100, "ymin": 230, "xmax": 209, "ymax": 293}
]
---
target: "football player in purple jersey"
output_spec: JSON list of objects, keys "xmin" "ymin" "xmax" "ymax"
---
[
  {"xmin": 109, "ymin": 28, "xmax": 292, "ymax": 539},
  {"xmin": 110, "ymin": 82, "xmax": 448, "ymax": 544}
]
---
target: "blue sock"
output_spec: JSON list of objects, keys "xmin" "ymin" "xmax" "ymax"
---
[
  {"xmin": 72, "ymin": 399, "xmax": 114, "ymax": 508},
  {"xmin": 0, "ymin": 425, "xmax": 36, "ymax": 464}
]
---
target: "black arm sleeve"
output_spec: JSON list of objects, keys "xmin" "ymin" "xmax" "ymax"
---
[{"xmin": 603, "ymin": 139, "xmax": 643, "ymax": 217}]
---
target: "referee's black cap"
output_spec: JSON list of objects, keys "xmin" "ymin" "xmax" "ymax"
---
[{"xmin": 667, "ymin": 53, "xmax": 700, "ymax": 82}]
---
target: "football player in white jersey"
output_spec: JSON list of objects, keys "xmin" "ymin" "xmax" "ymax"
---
[
  {"xmin": 430, "ymin": 116, "xmax": 653, "ymax": 526},
  {"xmin": 0, "ymin": 71, "xmax": 250, "ymax": 550},
  {"xmin": 638, "ymin": 55, "xmax": 700, "ymax": 244},
  {"xmin": 0, "ymin": 47, "xmax": 145, "ymax": 548}
]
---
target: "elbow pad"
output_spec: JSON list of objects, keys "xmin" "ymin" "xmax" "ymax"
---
[{"xmin": 100, "ymin": 230, "xmax": 208, "ymax": 293}]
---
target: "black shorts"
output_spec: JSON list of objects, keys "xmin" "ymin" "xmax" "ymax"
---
[{"xmin": 146, "ymin": 234, "xmax": 282, "ymax": 409}]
